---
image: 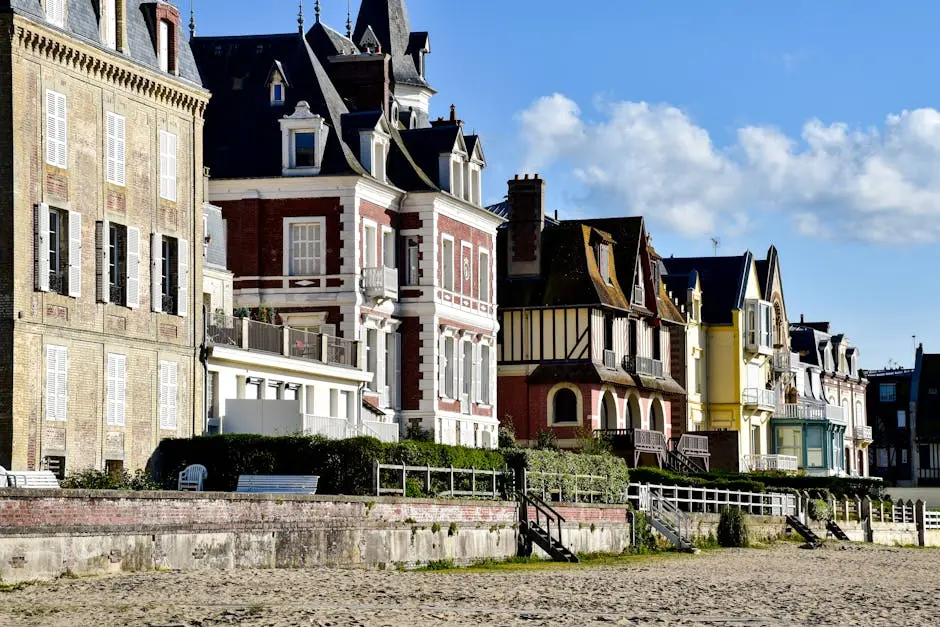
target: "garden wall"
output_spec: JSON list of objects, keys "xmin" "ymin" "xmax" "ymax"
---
[{"xmin": 0, "ymin": 489, "xmax": 632, "ymax": 583}]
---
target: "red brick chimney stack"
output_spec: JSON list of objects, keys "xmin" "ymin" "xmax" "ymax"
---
[{"xmin": 506, "ymin": 173, "xmax": 545, "ymax": 277}]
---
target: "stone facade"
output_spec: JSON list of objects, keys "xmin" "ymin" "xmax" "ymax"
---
[{"xmin": 0, "ymin": 8, "xmax": 209, "ymax": 473}]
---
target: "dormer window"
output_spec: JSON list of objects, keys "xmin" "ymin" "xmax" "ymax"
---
[
  {"xmin": 271, "ymin": 83, "xmax": 285, "ymax": 105},
  {"xmin": 450, "ymin": 155, "xmax": 465, "ymax": 199},
  {"xmin": 267, "ymin": 62, "xmax": 289, "ymax": 106},
  {"xmin": 359, "ymin": 123, "xmax": 391, "ymax": 183},
  {"xmin": 633, "ymin": 262, "xmax": 645, "ymax": 306},
  {"xmin": 158, "ymin": 20, "xmax": 170, "ymax": 72},
  {"xmin": 279, "ymin": 101, "xmax": 328, "ymax": 176},
  {"xmin": 151, "ymin": 2, "xmax": 180, "ymax": 74},
  {"xmin": 46, "ymin": 0, "xmax": 65, "ymax": 28},
  {"xmin": 598, "ymin": 243, "xmax": 611, "ymax": 284},
  {"xmin": 101, "ymin": 0, "xmax": 118, "ymax": 49}
]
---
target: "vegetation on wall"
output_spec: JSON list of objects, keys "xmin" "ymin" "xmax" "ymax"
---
[
  {"xmin": 505, "ymin": 449, "xmax": 630, "ymax": 503},
  {"xmin": 61, "ymin": 468, "xmax": 161, "ymax": 491},
  {"xmin": 717, "ymin": 507, "xmax": 750, "ymax": 548}
]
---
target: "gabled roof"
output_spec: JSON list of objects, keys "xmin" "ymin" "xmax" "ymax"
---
[
  {"xmin": 661, "ymin": 254, "xmax": 752, "ymax": 325},
  {"xmin": 353, "ymin": 0, "xmax": 429, "ymax": 89},
  {"xmin": 2, "ymin": 0, "xmax": 203, "ymax": 86},
  {"xmin": 398, "ymin": 124, "xmax": 461, "ymax": 188},
  {"xmin": 305, "ymin": 21, "xmax": 359, "ymax": 58},
  {"xmin": 191, "ymin": 32, "xmax": 362, "ymax": 179}
]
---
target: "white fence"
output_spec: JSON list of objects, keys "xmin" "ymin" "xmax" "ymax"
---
[
  {"xmin": 926, "ymin": 510, "xmax": 940, "ymax": 530},
  {"xmin": 522, "ymin": 470, "xmax": 626, "ymax": 503},
  {"xmin": 628, "ymin": 483, "xmax": 798, "ymax": 517}
]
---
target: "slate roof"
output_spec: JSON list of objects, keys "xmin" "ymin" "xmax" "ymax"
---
[
  {"xmin": 661, "ymin": 254, "xmax": 751, "ymax": 325},
  {"xmin": 352, "ymin": 0, "xmax": 429, "ymax": 89},
  {"xmin": 789, "ymin": 325, "xmax": 826, "ymax": 367},
  {"xmin": 2, "ymin": 0, "xmax": 203, "ymax": 86},
  {"xmin": 305, "ymin": 21, "xmax": 358, "ymax": 60}
]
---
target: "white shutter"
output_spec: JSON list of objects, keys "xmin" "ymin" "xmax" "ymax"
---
[
  {"xmin": 96, "ymin": 220, "xmax": 109, "ymax": 303},
  {"xmin": 34, "ymin": 204, "xmax": 50, "ymax": 292},
  {"xmin": 438, "ymin": 335, "xmax": 447, "ymax": 397},
  {"xmin": 104, "ymin": 0, "xmax": 116, "ymax": 49},
  {"xmin": 159, "ymin": 131, "xmax": 167, "ymax": 199},
  {"xmin": 126, "ymin": 227, "xmax": 141, "ymax": 309},
  {"xmin": 45, "ymin": 345, "xmax": 58, "ymax": 421},
  {"xmin": 56, "ymin": 92, "xmax": 67, "ymax": 168},
  {"xmin": 46, "ymin": 345, "xmax": 67, "ymax": 422},
  {"xmin": 107, "ymin": 112, "xmax": 125, "ymax": 186},
  {"xmin": 67, "ymin": 210, "xmax": 81, "ymax": 298},
  {"xmin": 116, "ymin": 114, "xmax": 125, "ymax": 186},
  {"xmin": 455, "ymin": 339, "xmax": 463, "ymax": 400},
  {"xmin": 151, "ymin": 232, "xmax": 163, "ymax": 312},
  {"xmin": 107, "ymin": 354, "xmax": 126, "ymax": 426},
  {"xmin": 158, "ymin": 362, "xmax": 167, "ymax": 429},
  {"xmin": 472, "ymin": 342, "xmax": 481, "ymax": 403},
  {"xmin": 106, "ymin": 112, "xmax": 116, "ymax": 184},
  {"xmin": 45, "ymin": 90, "xmax": 57, "ymax": 166},
  {"xmin": 176, "ymin": 238, "xmax": 188, "ymax": 317},
  {"xmin": 167, "ymin": 362, "xmax": 178, "ymax": 429},
  {"xmin": 106, "ymin": 352, "xmax": 115, "ymax": 425},
  {"xmin": 167, "ymin": 133, "xmax": 177, "ymax": 202}
]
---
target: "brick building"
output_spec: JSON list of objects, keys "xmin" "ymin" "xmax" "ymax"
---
[
  {"xmin": 191, "ymin": 0, "xmax": 501, "ymax": 447},
  {"xmin": 0, "ymin": 0, "xmax": 209, "ymax": 473}
]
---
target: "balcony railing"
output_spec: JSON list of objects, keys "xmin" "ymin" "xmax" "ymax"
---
[
  {"xmin": 304, "ymin": 415, "xmax": 353, "ymax": 440},
  {"xmin": 362, "ymin": 266, "xmax": 399, "ymax": 300},
  {"xmin": 744, "ymin": 454, "xmax": 798, "ymax": 472},
  {"xmin": 773, "ymin": 351, "xmax": 799, "ymax": 372},
  {"xmin": 206, "ymin": 314, "xmax": 243, "ymax": 347},
  {"xmin": 49, "ymin": 270, "xmax": 67, "ymax": 294},
  {"xmin": 743, "ymin": 388, "xmax": 777, "ymax": 408},
  {"xmin": 623, "ymin": 355, "xmax": 664, "ymax": 378},
  {"xmin": 676, "ymin": 434, "xmax": 710, "ymax": 457},
  {"xmin": 602, "ymin": 349, "xmax": 617, "ymax": 370},
  {"xmin": 854, "ymin": 424, "xmax": 873, "ymax": 441},
  {"xmin": 595, "ymin": 428, "xmax": 667, "ymax": 454},
  {"xmin": 109, "ymin": 282, "xmax": 126, "ymax": 306},
  {"xmin": 775, "ymin": 401, "xmax": 845, "ymax": 425},
  {"xmin": 361, "ymin": 420, "xmax": 400, "ymax": 443},
  {"xmin": 326, "ymin": 335, "xmax": 358, "ymax": 368},
  {"xmin": 287, "ymin": 328, "xmax": 322, "ymax": 362},
  {"xmin": 245, "ymin": 318, "xmax": 282, "ymax": 354}
]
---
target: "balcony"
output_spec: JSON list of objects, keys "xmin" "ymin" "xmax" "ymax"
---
[
  {"xmin": 361, "ymin": 420, "xmax": 400, "ymax": 443},
  {"xmin": 623, "ymin": 355, "xmax": 664, "ymax": 379},
  {"xmin": 743, "ymin": 388, "xmax": 777, "ymax": 409},
  {"xmin": 854, "ymin": 424, "xmax": 873, "ymax": 442},
  {"xmin": 362, "ymin": 266, "xmax": 399, "ymax": 301},
  {"xmin": 773, "ymin": 351, "xmax": 799, "ymax": 373},
  {"xmin": 774, "ymin": 401, "xmax": 846, "ymax": 425},
  {"xmin": 744, "ymin": 454, "xmax": 798, "ymax": 473},
  {"xmin": 602, "ymin": 349, "xmax": 617, "ymax": 370}
]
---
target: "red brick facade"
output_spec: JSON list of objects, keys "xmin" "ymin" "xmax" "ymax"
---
[{"xmin": 437, "ymin": 215, "xmax": 494, "ymax": 303}]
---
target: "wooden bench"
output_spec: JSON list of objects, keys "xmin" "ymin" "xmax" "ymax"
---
[
  {"xmin": 235, "ymin": 475, "xmax": 319, "ymax": 495},
  {"xmin": 3, "ymin": 470, "xmax": 60, "ymax": 489}
]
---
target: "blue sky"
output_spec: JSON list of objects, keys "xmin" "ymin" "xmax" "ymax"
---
[{"xmin": 194, "ymin": 0, "xmax": 940, "ymax": 369}]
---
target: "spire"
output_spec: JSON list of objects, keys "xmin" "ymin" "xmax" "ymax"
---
[
  {"xmin": 188, "ymin": 0, "xmax": 196, "ymax": 39},
  {"xmin": 298, "ymin": 0, "xmax": 304, "ymax": 34},
  {"xmin": 346, "ymin": 0, "xmax": 352, "ymax": 38},
  {"xmin": 314, "ymin": 0, "xmax": 320, "ymax": 23}
]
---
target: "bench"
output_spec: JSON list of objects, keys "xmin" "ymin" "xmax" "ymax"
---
[
  {"xmin": 3, "ymin": 470, "xmax": 60, "ymax": 489},
  {"xmin": 235, "ymin": 475, "xmax": 319, "ymax": 495}
]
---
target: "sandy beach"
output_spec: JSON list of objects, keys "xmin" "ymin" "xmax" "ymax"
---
[{"xmin": 0, "ymin": 542, "xmax": 937, "ymax": 626}]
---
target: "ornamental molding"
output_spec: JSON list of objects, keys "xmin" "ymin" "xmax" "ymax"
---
[{"xmin": 10, "ymin": 20, "xmax": 209, "ymax": 117}]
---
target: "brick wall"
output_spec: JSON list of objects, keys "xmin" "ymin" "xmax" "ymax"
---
[
  {"xmin": 399, "ymin": 317, "xmax": 422, "ymax": 411},
  {"xmin": 0, "ymin": 16, "xmax": 14, "ymax": 468},
  {"xmin": 437, "ymin": 214, "xmax": 495, "ymax": 303}
]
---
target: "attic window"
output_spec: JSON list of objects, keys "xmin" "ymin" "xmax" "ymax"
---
[
  {"xmin": 279, "ymin": 101, "xmax": 328, "ymax": 176},
  {"xmin": 157, "ymin": 19, "xmax": 177, "ymax": 74},
  {"xmin": 100, "ymin": 0, "xmax": 118, "ymax": 50},
  {"xmin": 598, "ymin": 244, "xmax": 611, "ymax": 284},
  {"xmin": 271, "ymin": 82, "xmax": 285, "ymax": 105},
  {"xmin": 45, "ymin": 0, "xmax": 65, "ymax": 28},
  {"xmin": 360, "ymin": 129, "xmax": 390, "ymax": 183}
]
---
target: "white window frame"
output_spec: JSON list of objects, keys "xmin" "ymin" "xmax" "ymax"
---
[
  {"xmin": 45, "ymin": 90, "xmax": 67, "ymax": 169},
  {"xmin": 548, "ymin": 383, "xmax": 583, "ymax": 426},
  {"xmin": 279, "ymin": 103, "xmax": 328, "ymax": 175},
  {"xmin": 159, "ymin": 130, "xmax": 178, "ymax": 202},
  {"xmin": 365, "ymin": 327, "xmax": 379, "ymax": 392},
  {"xmin": 381, "ymin": 226, "xmax": 395, "ymax": 269},
  {"xmin": 480, "ymin": 343, "xmax": 492, "ymax": 405},
  {"xmin": 598, "ymin": 243, "xmax": 610, "ymax": 284},
  {"xmin": 270, "ymin": 81, "xmax": 285, "ymax": 105},
  {"xmin": 45, "ymin": 0, "xmax": 65, "ymax": 27},
  {"xmin": 45, "ymin": 344, "xmax": 68, "ymax": 422},
  {"xmin": 105, "ymin": 111, "xmax": 125, "ymax": 186},
  {"xmin": 106, "ymin": 353, "xmax": 127, "ymax": 426},
  {"xmin": 478, "ymin": 248, "xmax": 490, "ymax": 303},
  {"xmin": 158, "ymin": 20, "xmax": 170, "ymax": 72},
  {"xmin": 441, "ymin": 234, "xmax": 455, "ymax": 292},
  {"xmin": 159, "ymin": 360, "xmax": 179, "ymax": 430},
  {"xmin": 404, "ymin": 236, "xmax": 419, "ymax": 286},
  {"xmin": 362, "ymin": 219, "xmax": 378, "ymax": 269},
  {"xmin": 283, "ymin": 217, "xmax": 326, "ymax": 277}
]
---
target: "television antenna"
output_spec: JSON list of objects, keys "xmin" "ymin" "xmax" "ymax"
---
[{"xmin": 710, "ymin": 237, "xmax": 720, "ymax": 257}]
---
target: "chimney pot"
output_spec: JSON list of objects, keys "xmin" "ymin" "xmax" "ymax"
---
[
  {"xmin": 449, "ymin": 104, "xmax": 457, "ymax": 121},
  {"xmin": 535, "ymin": 173, "xmax": 540, "ymax": 179},
  {"xmin": 524, "ymin": 173, "xmax": 529, "ymax": 180},
  {"xmin": 514, "ymin": 174, "xmax": 520, "ymax": 180}
]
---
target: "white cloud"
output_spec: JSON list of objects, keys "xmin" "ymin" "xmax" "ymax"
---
[{"xmin": 517, "ymin": 93, "xmax": 940, "ymax": 243}]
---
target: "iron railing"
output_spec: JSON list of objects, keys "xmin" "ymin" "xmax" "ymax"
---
[
  {"xmin": 49, "ymin": 270, "xmax": 67, "ymax": 294},
  {"xmin": 775, "ymin": 401, "xmax": 845, "ymax": 424},
  {"xmin": 326, "ymin": 335, "xmax": 358, "ymax": 368},
  {"xmin": 743, "ymin": 387, "xmax": 777, "ymax": 407},
  {"xmin": 287, "ymin": 328, "xmax": 322, "ymax": 362},
  {"xmin": 206, "ymin": 314, "xmax": 243, "ymax": 347},
  {"xmin": 109, "ymin": 282, "xmax": 126, "ymax": 305},
  {"xmin": 162, "ymin": 294, "xmax": 177, "ymax": 314}
]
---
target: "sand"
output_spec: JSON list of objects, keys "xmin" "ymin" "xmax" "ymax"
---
[{"xmin": 0, "ymin": 542, "xmax": 937, "ymax": 626}]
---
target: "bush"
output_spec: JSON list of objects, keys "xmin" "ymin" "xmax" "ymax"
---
[
  {"xmin": 61, "ymin": 468, "xmax": 161, "ymax": 491},
  {"xmin": 505, "ymin": 449, "xmax": 630, "ymax": 503},
  {"xmin": 717, "ymin": 508, "xmax": 749, "ymax": 547},
  {"xmin": 534, "ymin": 430, "xmax": 559, "ymax": 451},
  {"xmin": 808, "ymin": 498, "xmax": 832, "ymax": 522}
]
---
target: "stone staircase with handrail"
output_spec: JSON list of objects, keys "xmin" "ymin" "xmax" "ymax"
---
[{"xmin": 516, "ymin": 491, "xmax": 579, "ymax": 563}]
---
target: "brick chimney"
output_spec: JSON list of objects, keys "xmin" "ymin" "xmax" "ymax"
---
[
  {"xmin": 506, "ymin": 174, "xmax": 545, "ymax": 277},
  {"xmin": 325, "ymin": 53, "xmax": 390, "ymax": 114}
]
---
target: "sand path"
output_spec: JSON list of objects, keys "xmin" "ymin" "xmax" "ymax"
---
[{"xmin": 0, "ymin": 542, "xmax": 936, "ymax": 626}]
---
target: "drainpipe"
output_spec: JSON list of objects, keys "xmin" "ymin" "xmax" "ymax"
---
[{"xmin": 357, "ymin": 381, "xmax": 366, "ymax": 435}]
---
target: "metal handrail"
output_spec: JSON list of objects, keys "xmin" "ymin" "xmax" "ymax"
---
[{"xmin": 517, "ymin": 490, "xmax": 566, "ymax": 547}]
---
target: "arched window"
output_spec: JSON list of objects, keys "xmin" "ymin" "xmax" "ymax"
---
[{"xmin": 553, "ymin": 388, "xmax": 577, "ymax": 424}]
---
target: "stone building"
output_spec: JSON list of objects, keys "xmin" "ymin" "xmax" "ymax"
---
[{"xmin": 0, "ymin": 0, "xmax": 209, "ymax": 473}]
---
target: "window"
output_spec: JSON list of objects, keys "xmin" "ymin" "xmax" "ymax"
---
[
  {"xmin": 901, "ymin": 448, "xmax": 909, "ymax": 465},
  {"xmin": 744, "ymin": 300, "xmax": 773, "ymax": 351},
  {"xmin": 366, "ymin": 328, "xmax": 378, "ymax": 392},
  {"xmin": 151, "ymin": 234, "xmax": 188, "ymax": 316},
  {"xmin": 45, "ymin": 90, "xmax": 67, "ymax": 169},
  {"xmin": 693, "ymin": 356, "xmax": 702, "ymax": 395},
  {"xmin": 372, "ymin": 136, "xmax": 388, "ymax": 182},
  {"xmin": 159, "ymin": 131, "xmax": 178, "ymax": 202},
  {"xmin": 101, "ymin": 0, "xmax": 117, "ymax": 49},
  {"xmin": 776, "ymin": 426, "xmax": 802, "ymax": 464},
  {"xmin": 481, "ymin": 344, "xmax": 491, "ymax": 405},
  {"xmin": 382, "ymin": 228, "xmax": 395, "ymax": 269},
  {"xmin": 96, "ymin": 221, "xmax": 139, "ymax": 308},
  {"xmin": 386, "ymin": 332, "xmax": 402, "ymax": 410},
  {"xmin": 271, "ymin": 83, "xmax": 284, "ymax": 105},
  {"xmin": 106, "ymin": 112, "xmax": 126, "ymax": 186},
  {"xmin": 106, "ymin": 459, "xmax": 124, "ymax": 478},
  {"xmin": 806, "ymin": 427, "xmax": 824, "ymax": 467},
  {"xmin": 362, "ymin": 222, "xmax": 377, "ymax": 268},
  {"xmin": 442, "ymin": 237, "xmax": 454, "ymax": 291},
  {"xmin": 598, "ymin": 244, "xmax": 610, "ymax": 284},
  {"xmin": 158, "ymin": 20, "xmax": 170, "ymax": 72},
  {"xmin": 633, "ymin": 262, "xmax": 644, "ymax": 306},
  {"xmin": 877, "ymin": 448, "xmax": 889, "ymax": 468},
  {"xmin": 553, "ymin": 388, "xmax": 578, "ymax": 424},
  {"xmin": 294, "ymin": 132, "xmax": 316, "ymax": 167},
  {"xmin": 479, "ymin": 250, "xmax": 490, "ymax": 302},
  {"xmin": 106, "ymin": 353, "xmax": 126, "ymax": 426},
  {"xmin": 108, "ymin": 224, "xmax": 127, "ymax": 304},
  {"xmin": 45, "ymin": 0, "xmax": 65, "ymax": 27},
  {"xmin": 439, "ymin": 335, "xmax": 456, "ymax": 398},
  {"xmin": 898, "ymin": 410, "xmax": 907, "ymax": 428},
  {"xmin": 880, "ymin": 383, "xmax": 897, "ymax": 402},
  {"xmin": 45, "ymin": 344, "xmax": 68, "ymax": 422},
  {"xmin": 462, "ymin": 341, "xmax": 473, "ymax": 398},
  {"xmin": 35, "ymin": 205, "xmax": 81, "ymax": 297},
  {"xmin": 47, "ymin": 207, "xmax": 68, "ymax": 294},
  {"xmin": 450, "ymin": 157, "xmax": 464, "ymax": 198},
  {"xmin": 285, "ymin": 218, "xmax": 324, "ymax": 276},
  {"xmin": 159, "ymin": 361, "xmax": 178, "ymax": 430},
  {"xmin": 404, "ymin": 237, "xmax": 419, "ymax": 286}
]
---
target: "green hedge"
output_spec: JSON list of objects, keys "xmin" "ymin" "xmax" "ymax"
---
[
  {"xmin": 156, "ymin": 435, "xmax": 505, "ymax": 495},
  {"xmin": 629, "ymin": 467, "xmax": 766, "ymax": 493},
  {"xmin": 505, "ymin": 449, "xmax": 630, "ymax": 502}
]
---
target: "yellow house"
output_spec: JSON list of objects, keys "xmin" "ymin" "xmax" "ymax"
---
[{"xmin": 664, "ymin": 248, "xmax": 794, "ymax": 471}]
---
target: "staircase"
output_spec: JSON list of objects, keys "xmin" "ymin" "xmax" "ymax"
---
[
  {"xmin": 516, "ymin": 491, "xmax": 579, "ymax": 563},
  {"xmin": 826, "ymin": 519, "xmax": 850, "ymax": 541},
  {"xmin": 664, "ymin": 448, "xmax": 705, "ymax": 474},
  {"xmin": 647, "ymin": 489, "xmax": 696, "ymax": 553},
  {"xmin": 786, "ymin": 515, "xmax": 821, "ymax": 547}
]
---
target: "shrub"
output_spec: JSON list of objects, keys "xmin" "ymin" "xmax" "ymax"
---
[
  {"xmin": 61, "ymin": 468, "xmax": 161, "ymax": 491},
  {"xmin": 534, "ymin": 430, "xmax": 559, "ymax": 451},
  {"xmin": 498, "ymin": 418, "xmax": 517, "ymax": 449},
  {"xmin": 808, "ymin": 498, "xmax": 832, "ymax": 522},
  {"xmin": 630, "ymin": 512, "xmax": 658, "ymax": 553},
  {"xmin": 505, "ymin": 449, "xmax": 630, "ymax": 503},
  {"xmin": 717, "ymin": 508, "xmax": 749, "ymax": 548}
]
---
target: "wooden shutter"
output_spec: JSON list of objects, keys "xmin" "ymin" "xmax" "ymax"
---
[
  {"xmin": 472, "ymin": 342, "xmax": 481, "ymax": 403},
  {"xmin": 166, "ymin": 362, "xmax": 178, "ymax": 429},
  {"xmin": 45, "ymin": 90, "xmax": 57, "ymax": 166},
  {"xmin": 151, "ymin": 232, "xmax": 163, "ymax": 312},
  {"xmin": 95, "ymin": 220, "xmax": 109, "ymax": 303},
  {"xmin": 159, "ymin": 131, "xmax": 167, "ymax": 199},
  {"xmin": 34, "ymin": 204, "xmax": 50, "ymax": 292},
  {"xmin": 167, "ymin": 133, "xmax": 177, "ymax": 201},
  {"xmin": 438, "ymin": 335, "xmax": 447, "ymax": 397},
  {"xmin": 106, "ymin": 352, "xmax": 115, "ymax": 425},
  {"xmin": 126, "ymin": 227, "xmax": 141, "ymax": 309},
  {"xmin": 67, "ymin": 210, "xmax": 81, "ymax": 297},
  {"xmin": 107, "ymin": 353, "xmax": 126, "ymax": 426},
  {"xmin": 45, "ymin": 345, "xmax": 58, "ymax": 421},
  {"xmin": 176, "ymin": 238, "xmax": 188, "ymax": 317},
  {"xmin": 55, "ymin": 92, "xmax": 67, "ymax": 168},
  {"xmin": 115, "ymin": 114, "xmax": 125, "ymax": 186},
  {"xmin": 106, "ymin": 112, "xmax": 116, "ymax": 184}
]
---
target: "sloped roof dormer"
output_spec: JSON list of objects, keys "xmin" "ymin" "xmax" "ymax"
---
[{"xmin": 358, "ymin": 25, "xmax": 382, "ymax": 53}]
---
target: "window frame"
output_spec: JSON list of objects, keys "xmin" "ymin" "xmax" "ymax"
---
[
  {"xmin": 598, "ymin": 243, "xmax": 610, "ymax": 284},
  {"xmin": 404, "ymin": 236, "xmax": 419, "ymax": 286},
  {"xmin": 292, "ymin": 131, "xmax": 317, "ymax": 168},
  {"xmin": 45, "ymin": 0, "xmax": 65, "ymax": 27},
  {"xmin": 880, "ymin": 383, "xmax": 897, "ymax": 403},
  {"xmin": 362, "ymin": 219, "xmax": 378, "ymax": 269},
  {"xmin": 441, "ymin": 234, "xmax": 455, "ymax": 292},
  {"xmin": 105, "ymin": 111, "xmax": 126, "ymax": 186},
  {"xmin": 159, "ymin": 360, "xmax": 179, "ymax": 431},
  {"xmin": 549, "ymin": 384, "xmax": 582, "ymax": 426},
  {"xmin": 283, "ymin": 216, "xmax": 326, "ymax": 277},
  {"xmin": 158, "ymin": 19, "xmax": 170, "ymax": 72}
]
